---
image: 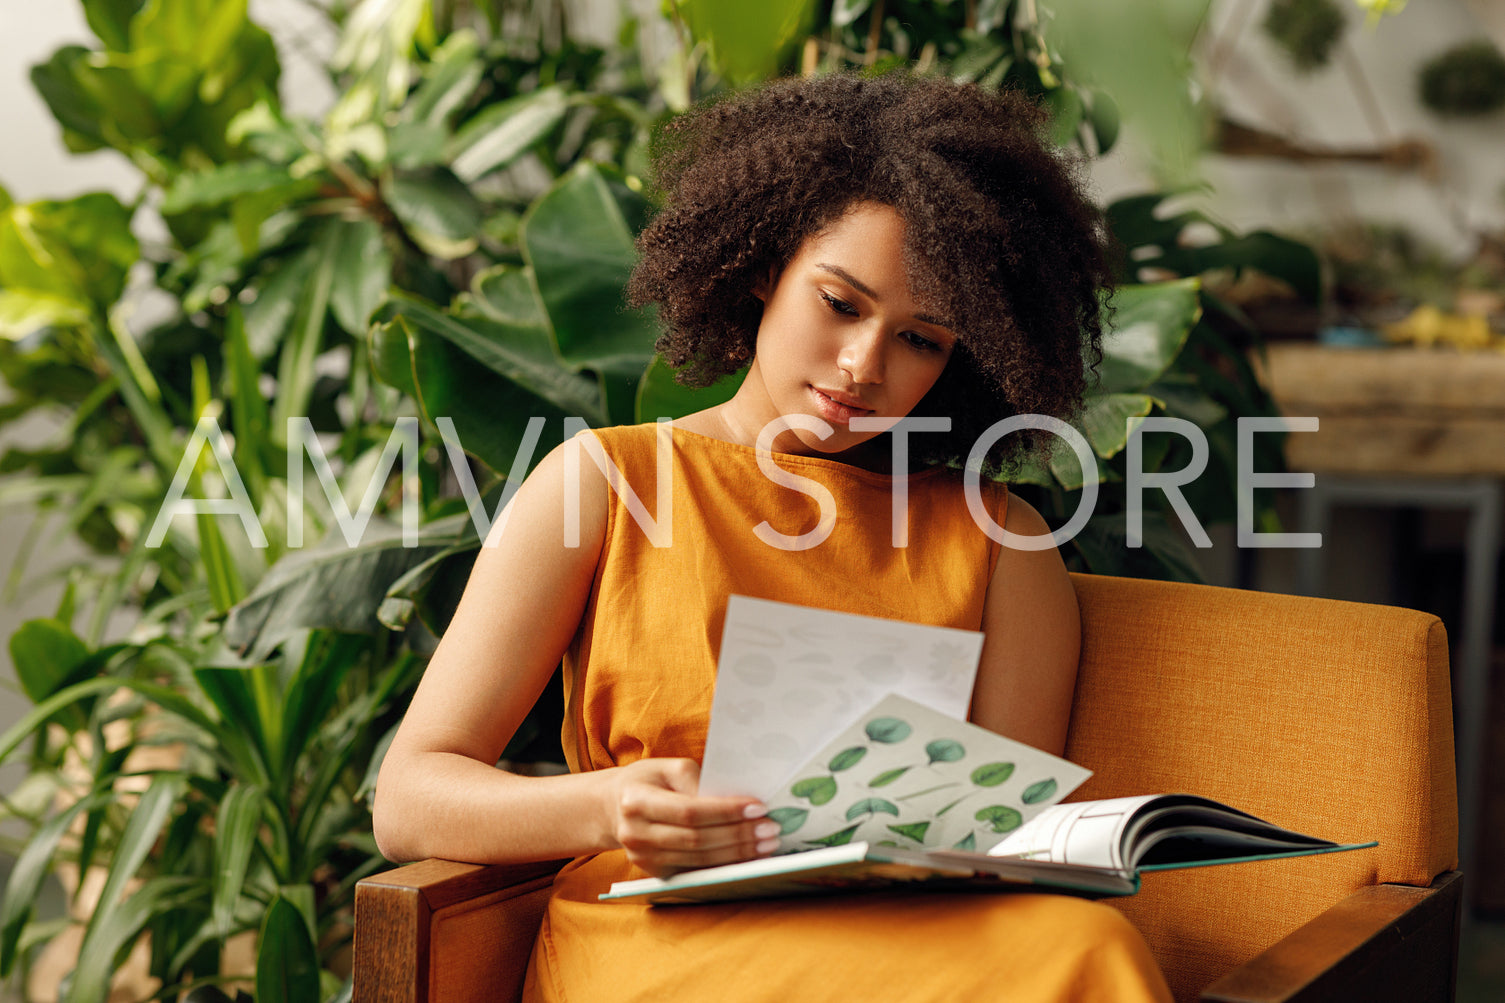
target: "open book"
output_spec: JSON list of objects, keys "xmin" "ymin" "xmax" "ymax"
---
[
  {"xmin": 599, "ymin": 793, "xmax": 1374, "ymax": 904},
  {"xmin": 600, "ymin": 599, "xmax": 1373, "ymax": 905}
]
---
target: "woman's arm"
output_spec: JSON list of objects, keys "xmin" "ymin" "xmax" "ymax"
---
[
  {"xmin": 373, "ymin": 436, "xmax": 777, "ymax": 875},
  {"xmin": 967, "ymin": 494, "xmax": 1080, "ymax": 756}
]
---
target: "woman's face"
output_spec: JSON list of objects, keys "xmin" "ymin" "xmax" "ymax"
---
[{"xmin": 732, "ymin": 201, "xmax": 957, "ymax": 465}]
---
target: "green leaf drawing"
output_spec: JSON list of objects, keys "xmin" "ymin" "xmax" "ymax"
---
[
  {"xmin": 766, "ymin": 807, "xmax": 809, "ymax": 835},
  {"xmin": 806, "ymin": 823, "xmax": 861, "ymax": 847},
  {"xmin": 975, "ymin": 805, "xmax": 1024, "ymax": 834},
  {"xmin": 791, "ymin": 776, "xmax": 838, "ymax": 806},
  {"xmin": 868, "ymin": 766, "xmax": 911, "ymax": 788},
  {"xmin": 877, "ymin": 840, "xmax": 902, "ymax": 848},
  {"xmin": 953, "ymin": 831, "xmax": 977, "ymax": 851},
  {"xmin": 1021, "ymin": 778, "xmax": 1059, "ymax": 805},
  {"xmin": 845, "ymin": 798, "xmax": 900, "ymax": 821},
  {"xmin": 864, "ymin": 716, "xmax": 912, "ymax": 743},
  {"xmin": 828, "ymin": 746, "xmax": 867, "ymax": 772},
  {"xmin": 936, "ymin": 797, "xmax": 966, "ymax": 816},
  {"xmin": 970, "ymin": 762, "xmax": 1015, "ymax": 787},
  {"xmin": 887, "ymin": 821, "xmax": 931, "ymax": 843},
  {"xmin": 925, "ymin": 739, "xmax": 966, "ymax": 764}
]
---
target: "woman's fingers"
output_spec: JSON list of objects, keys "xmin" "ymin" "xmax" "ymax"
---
[{"xmin": 610, "ymin": 758, "xmax": 781, "ymax": 875}]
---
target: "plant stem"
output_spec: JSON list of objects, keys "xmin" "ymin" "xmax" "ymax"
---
[{"xmin": 866, "ymin": 0, "xmax": 887, "ymax": 64}]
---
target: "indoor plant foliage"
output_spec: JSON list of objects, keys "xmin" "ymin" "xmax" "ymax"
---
[{"xmin": 0, "ymin": 1, "xmax": 1316, "ymax": 999}]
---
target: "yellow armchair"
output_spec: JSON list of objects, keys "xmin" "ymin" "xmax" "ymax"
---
[{"xmin": 354, "ymin": 573, "xmax": 1461, "ymax": 1003}]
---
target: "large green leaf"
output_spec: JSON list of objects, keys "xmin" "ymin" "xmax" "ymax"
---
[
  {"xmin": 256, "ymin": 896, "xmax": 320, "ymax": 1003},
  {"xmin": 522, "ymin": 163, "xmax": 658, "ymax": 373},
  {"xmin": 70, "ymin": 775, "xmax": 191, "ymax": 1003},
  {"xmin": 193, "ymin": 667, "xmax": 273, "ymax": 782},
  {"xmin": 1081, "ymin": 393, "xmax": 1157, "ymax": 460},
  {"xmin": 270, "ymin": 224, "xmax": 338, "ymax": 440},
  {"xmin": 374, "ymin": 295, "xmax": 604, "ymax": 421},
  {"xmin": 84, "ymin": 0, "xmax": 147, "ymax": 51},
  {"xmin": 29, "ymin": 46, "xmax": 160, "ymax": 155},
  {"xmin": 1095, "ymin": 279, "xmax": 1201, "ymax": 394},
  {"xmin": 1160, "ymin": 230, "xmax": 1322, "ymax": 303},
  {"xmin": 279, "ymin": 632, "xmax": 365, "ymax": 780},
  {"xmin": 128, "ymin": 0, "xmax": 252, "ymax": 119},
  {"xmin": 385, "ymin": 167, "xmax": 482, "ymax": 259},
  {"xmin": 1069, "ymin": 510, "xmax": 1205, "ymax": 582},
  {"xmin": 0, "ymin": 791, "xmax": 113, "ymax": 976},
  {"xmin": 678, "ymin": 0, "xmax": 819, "ymax": 82},
  {"xmin": 221, "ymin": 518, "xmax": 463, "ymax": 660},
  {"xmin": 407, "ymin": 30, "xmax": 484, "ymax": 127},
  {"xmin": 66, "ymin": 875, "xmax": 205, "ymax": 1003},
  {"xmin": 210, "ymin": 784, "xmax": 264, "ymax": 938},
  {"xmin": 448, "ymin": 86, "xmax": 571, "ymax": 183},
  {"xmin": 160, "ymin": 162, "xmax": 303, "ymax": 215},
  {"xmin": 8, "ymin": 619, "xmax": 89, "ymax": 705},
  {"xmin": 327, "ymin": 219, "xmax": 392, "ymax": 334},
  {"xmin": 0, "ymin": 193, "xmax": 139, "ymax": 309},
  {"xmin": 0, "ymin": 291, "xmax": 90, "ymax": 340},
  {"xmin": 370, "ymin": 314, "xmax": 571, "ymax": 477},
  {"xmin": 634, "ymin": 357, "xmax": 744, "ymax": 422}
]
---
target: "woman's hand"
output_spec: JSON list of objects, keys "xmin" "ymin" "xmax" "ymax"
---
[{"xmin": 605, "ymin": 758, "xmax": 780, "ymax": 877}]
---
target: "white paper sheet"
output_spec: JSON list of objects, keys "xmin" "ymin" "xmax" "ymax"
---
[{"xmin": 698, "ymin": 596, "xmax": 985, "ymax": 798}]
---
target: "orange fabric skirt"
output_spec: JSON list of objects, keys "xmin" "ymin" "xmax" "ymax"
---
[{"xmin": 524, "ymin": 853, "xmax": 1173, "ymax": 1003}]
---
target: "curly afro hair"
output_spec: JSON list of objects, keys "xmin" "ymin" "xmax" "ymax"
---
[{"xmin": 626, "ymin": 71, "xmax": 1113, "ymax": 472}]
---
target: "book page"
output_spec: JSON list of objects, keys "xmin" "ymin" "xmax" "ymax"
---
[
  {"xmin": 760, "ymin": 694, "xmax": 1092, "ymax": 853},
  {"xmin": 699, "ymin": 597, "xmax": 985, "ymax": 798},
  {"xmin": 987, "ymin": 795, "xmax": 1166, "ymax": 870}
]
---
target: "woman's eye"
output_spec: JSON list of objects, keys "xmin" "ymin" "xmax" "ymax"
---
[
  {"xmin": 820, "ymin": 292, "xmax": 857, "ymax": 316},
  {"xmin": 902, "ymin": 331, "xmax": 942, "ymax": 352}
]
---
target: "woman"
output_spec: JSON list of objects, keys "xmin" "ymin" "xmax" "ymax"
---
[{"xmin": 375, "ymin": 72, "xmax": 1172, "ymax": 1002}]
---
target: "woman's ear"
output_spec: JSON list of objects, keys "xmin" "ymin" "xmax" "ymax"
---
[{"xmin": 751, "ymin": 264, "xmax": 778, "ymax": 303}]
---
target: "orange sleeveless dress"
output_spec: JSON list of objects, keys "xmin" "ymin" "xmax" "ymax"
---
[{"xmin": 523, "ymin": 424, "xmax": 1171, "ymax": 1002}]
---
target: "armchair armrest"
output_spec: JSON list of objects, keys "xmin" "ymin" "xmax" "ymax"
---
[
  {"xmin": 1200, "ymin": 870, "xmax": 1462, "ymax": 1003},
  {"xmin": 354, "ymin": 858, "xmax": 568, "ymax": 1003}
]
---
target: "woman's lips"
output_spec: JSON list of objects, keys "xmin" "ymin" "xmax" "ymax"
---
[{"xmin": 809, "ymin": 386, "xmax": 874, "ymax": 424}]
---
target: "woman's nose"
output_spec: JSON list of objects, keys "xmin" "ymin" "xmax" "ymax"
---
[{"xmin": 837, "ymin": 327, "xmax": 885, "ymax": 384}]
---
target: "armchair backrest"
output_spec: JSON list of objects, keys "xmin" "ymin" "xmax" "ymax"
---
[{"xmin": 1065, "ymin": 573, "xmax": 1457, "ymax": 1000}]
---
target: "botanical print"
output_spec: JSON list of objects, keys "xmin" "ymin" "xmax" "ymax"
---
[{"xmin": 763, "ymin": 694, "xmax": 1093, "ymax": 853}]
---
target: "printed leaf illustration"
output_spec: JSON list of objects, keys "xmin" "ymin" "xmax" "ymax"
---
[
  {"xmin": 865, "ymin": 716, "xmax": 913, "ymax": 743},
  {"xmin": 868, "ymin": 766, "xmax": 911, "ymax": 788},
  {"xmin": 828, "ymin": 746, "xmax": 868, "ymax": 772},
  {"xmin": 877, "ymin": 840, "xmax": 902, "ymax": 848},
  {"xmin": 767, "ymin": 807, "xmax": 809, "ymax": 835},
  {"xmin": 936, "ymin": 797, "xmax": 966, "ymax": 816},
  {"xmin": 806, "ymin": 823, "xmax": 861, "ymax": 847},
  {"xmin": 970, "ymin": 762, "xmax": 1015, "ymax": 787},
  {"xmin": 887, "ymin": 821, "xmax": 932, "ymax": 843},
  {"xmin": 953, "ymin": 831, "xmax": 977, "ymax": 851},
  {"xmin": 925, "ymin": 739, "xmax": 966, "ymax": 764},
  {"xmin": 1021, "ymin": 778, "xmax": 1059, "ymax": 805},
  {"xmin": 845, "ymin": 798, "xmax": 900, "ymax": 821},
  {"xmin": 791, "ymin": 776, "xmax": 838, "ymax": 806},
  {"xmin": 975, "ymin": 805, "xmax": 1024, "ymax": 834}
]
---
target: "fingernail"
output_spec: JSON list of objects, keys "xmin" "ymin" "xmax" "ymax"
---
[
  {"xmin": 755, "ymin": 821, "xmax": 780, "ymax": 839},
  {"xmin": 757, "ymin": 838, "xmax": 781, "ymax": 854},
  {"xmin": 743, "ymin": 803, "xmax": 768, "ymax": 819}
]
